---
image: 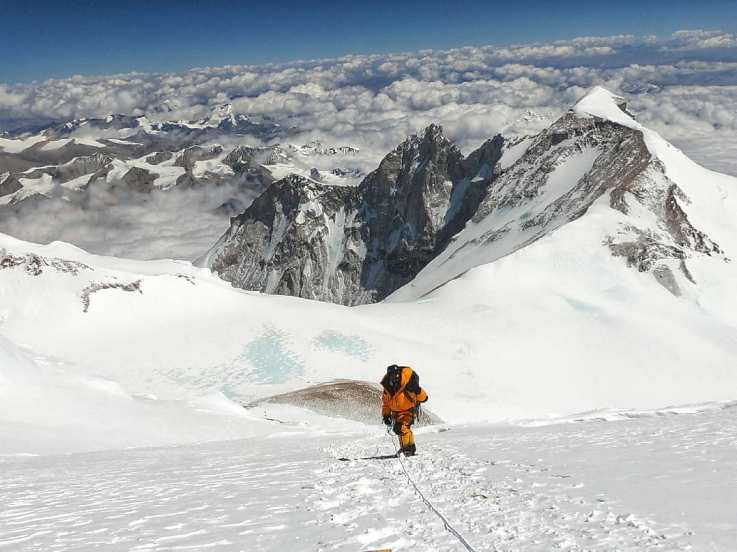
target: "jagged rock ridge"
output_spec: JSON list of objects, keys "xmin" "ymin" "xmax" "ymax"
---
[
  {"xmin": 205, "ymin": 124, "xmax": 504, "ymax": 304},
  {"xmin": 393, "ymin": 87, "xmax": 729, "ymax": 300},
  {"xmin": 207, "ymin": 89, "xmax": 730, "ymax": 304}
]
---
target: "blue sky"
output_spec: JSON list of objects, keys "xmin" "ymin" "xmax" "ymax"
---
[{"xmin": 3, "ymin": 0, "xmax": 737, "ymax": 83}]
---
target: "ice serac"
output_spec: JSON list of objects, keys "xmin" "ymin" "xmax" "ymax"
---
[
  {"xmin": 391, "ymin": 86, "xmax": 731, "ymax": 300},
  {"xmin": 206, "ymin": 124, "xmax": 504, "ymax": 304}
]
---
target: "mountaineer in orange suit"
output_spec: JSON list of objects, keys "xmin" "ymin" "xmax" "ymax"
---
[{"xmin": 381, "ymin": 364, "xmax": 428, "ymax": 456}]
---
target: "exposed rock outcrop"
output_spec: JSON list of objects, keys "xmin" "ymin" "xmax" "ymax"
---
[
  {"xmin": 81, "ymin": 280, "xmax": 142, "ymax": 312},
  {"xmin": 208, "ymin": 90, "xmax": 727, "ymax": 304},
  {"xmin": 52, "ymin": 153, "xmax": 114, "ymax": 185},
  {"xmin": 399, "ymin": 90, "xmax": 727, "ymax": 299},
  {"xmin": 120, "ymin": 167, "xmax": 158, "ymax": 193},
  {"xmin": 206, "ymin": 125, "xmax": 504, "ymax": 304},
  {"xmin": 3, "ymin": 153, "xmax": 114, "ymax": 196},
  {"xmin": 222, "ymin": 145, "xmax": 284, "ymax": 187},
  {"xmin": 145, "ymin": 151, "xmax": 172, "ymax": 165},
  {"xmin": 248, "ymin": 379, "xmax": 442, "ymax": 426},
  {"xmin": 356, "ymin": 124, "xmax": 502, "ymax": 295},
  {"xmin": 0, "ymin": 250, "xmax": 91, "ymax": 276},
  {"xmin": 173, "ymin": 145, "xmax": 223, "ymax": 172},
  {"xmin": 0, "ymin": 174, "xmax": 23, "ymax": 197},
  {"xmin": 208, "ymin": 174, "xmax": 364, "ymax": 304}
]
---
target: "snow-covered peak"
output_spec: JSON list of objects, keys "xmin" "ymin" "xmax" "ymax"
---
[
  {"xmin": 573, "ymin": 86, "xmax": 637, "ymax": 128},
  {"xmin": 212, "ymin": 103, "xmax": 233, "ymax": 118},
  {"xmin": 572, "ymin": 86, "xmax": 737, "ymax": 263},
  {"xmin": 205, "ymin": 103, "xmax": 237, "ymax": 126},
  {"xmin": 393, "ymin": 124, "xmax": 457, "ymax": 159},
  {"xmin": 293, "ymin": 140, "xmax": 360, "ymax": 156},
  {"xmin": 387, "ymin": 86, "xmax": 737, "ymax": 311}
]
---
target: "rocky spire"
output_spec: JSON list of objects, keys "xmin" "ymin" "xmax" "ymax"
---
[{"xmin": 205, "ymin": 124, "xmax": 502, "ymax": 304}]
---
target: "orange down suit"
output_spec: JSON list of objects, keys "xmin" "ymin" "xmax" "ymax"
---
[{"xmin": 381, "ymin": 366, "xmax": 428, "ymax": 453}]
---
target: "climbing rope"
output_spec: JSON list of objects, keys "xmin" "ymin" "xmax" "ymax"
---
[{"xmin": 384, "ymin": 429, "xmax": 483, "ymax": 552}]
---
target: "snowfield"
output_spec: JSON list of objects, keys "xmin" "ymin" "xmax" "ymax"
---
[
  {"xmin": 2, "ymin": 223, "xmax": 737, "ymax": 456},
  {"xmin": 1, "ymin": 86, "xmax": 736, "ymax": 550},
  {"xmin": 2, "ymin": 404, "xmax": 736, "ymax": 551}
]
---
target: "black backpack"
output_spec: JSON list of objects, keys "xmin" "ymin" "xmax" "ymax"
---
[
  {"xmin": 383, "ymin": 364, "xmax": 403, "ymax": 395},
  {"xmin": 382, "ymin": 364, "xmax": 421, "ymax": 395}
]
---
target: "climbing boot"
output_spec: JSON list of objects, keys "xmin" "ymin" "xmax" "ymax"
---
[{"xmin": 400, "ymin": 443, "xmax": 417, "ymax": 457}]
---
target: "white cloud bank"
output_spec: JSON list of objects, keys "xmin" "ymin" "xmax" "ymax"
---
[{"xmin": 2, "ymin": 30, "xmax": 737, "ymax": 174}]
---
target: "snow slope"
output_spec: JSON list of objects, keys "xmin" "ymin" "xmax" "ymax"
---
[
  {"xmin": 1, "ymin": 219, "xmax": 737, "ymax": 455},
  {"xmin": 1, "ymin": 87, "xmax": 736, "ymax": 456},
  {"xmin": 0, "ymin": 134, "xmax": 48, "ymax": 154},
  {"xmin": 1, "ymin": 87, "xmax": 736, "ymax": 550},
  {"xmin": 391, "ymin": 87, "xmax": 737, "ymax": 308},
  {"xmin": 2, "ymin": 404, "xmax": 736, "ymax": 550},
  {"xmin": 0, "ymin": 332, "xmax": 312, "ymax": 455}
]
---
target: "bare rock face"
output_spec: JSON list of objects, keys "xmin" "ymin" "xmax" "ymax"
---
[
  {"xmin": 206, "ymin": 125, "xmax": 504, "ymax": 304},
  {"xmin": 222, "ymin": 145, "xmax": 282, "ymax": 191},
  {"xmin": 249, "ymin": 379, "xmax": 442, "ymax": 426},
  {"xmin": 0, "ymin": 249, "xmax": 91, "ymax": 276},
  {"xmin": 145, "ymin": 151, "xmax": 173, "ymax": 165},
  {"xmin": 5, "ymin": 153, "xmax": 114, "ymax": 194},
  {"xmin": 606, "ymin": 165, "xmax": 724, "ymax": 295},
  {"xmin": 207, "ymin": 174, "xmax": 364, "ymax": 304},
  {"xmin": 173, "ymin": 145, "xmax": 223, "ymax": 172},
  {"xmin": 309, "ymin": 168, "xmax": 323, "ymax": 182},
  {"xmin": 462, "ymin": 105, "xmax": 724, "ymax": 297},
  {"xmin": 358, "ymin": 124, "xmax": 464, "ymax": 282},
  {"xmin": 120, "ymin": 167, "xmax": 159, "ymax": 193},
  {"xmin": 356, "ymin": 124, "xmax": 502, "ymax": 296},
  {"xmin": 438, "ymin": 134, "xmax": 504, "ymax": 248},
  {"xmin": 0, "ymin": 174, "xmax": 23, "ymax": 197},
  {"xmin": 223, "ymin": 146, "xmax": 258, "ymax": 173},
  {"xmin": 55, "ymin": 153, "xmax": 114, "ymax": 183},
  {"xmin": 223, "ymin": 145, "xmax": 288, "ymax": 173},
  {"xmin": 171, "ymin": 145, "xmax": 231, "ymax": 189},
  {"xmin": 208, "ymin": 94, "xmax": 725, "ymax": 304}
]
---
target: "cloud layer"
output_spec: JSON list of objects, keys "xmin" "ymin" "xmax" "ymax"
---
[
  {"xmin": 0, "ymin": 183, "xmax": 259, "ymax": 261},
  {"xmin": 2, "ymin": 31, "xmax": 737, "ymax": 172},
  {"xmin": 2, "ymin": 30, "xmax": 737, "ymax": 261}
]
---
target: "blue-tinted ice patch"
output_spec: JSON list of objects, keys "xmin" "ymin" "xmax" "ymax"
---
[
  {"xmin": 155, "ymin": 327, "xmax": 304, "ymax": 393},
  {"xmin": 562, "ymin": 296, "xmax": 599, "ymax": 313},
  {"xmin": 243, "ymin": 327, "xmax": 304, "ymax": 384},
  {"xmin": 313, "ymin": 330, "xmax": 373, "ymax": 361}
]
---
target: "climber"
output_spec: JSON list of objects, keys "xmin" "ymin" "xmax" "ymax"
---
[{"xmin": 381, "ymin": 364, "xmax": 428, "ymax": 456}]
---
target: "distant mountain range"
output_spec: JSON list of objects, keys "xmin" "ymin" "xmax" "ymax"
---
[
  {"xmin": 1, "ymin": 88, "xmax": 735, "ymax": 309},
  {"xmin": 0, "ymin": 104, "xmax": 364, "ymax": 215}
]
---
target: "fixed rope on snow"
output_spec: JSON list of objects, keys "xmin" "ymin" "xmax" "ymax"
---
[{"xmin": 384, "ymin": 429, "xmax": 483, "ymax": 552}]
